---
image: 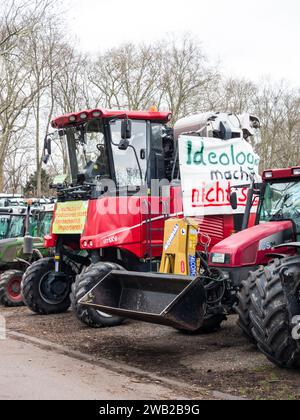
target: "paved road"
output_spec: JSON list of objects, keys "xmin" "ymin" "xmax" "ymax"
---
[
  {"xmin": 3, "ymin": 307, "xmax": 300, "ymax": 400},
  {"xmin": 0, "ymin": 338, "xmax": 182, "ymax": 400}
]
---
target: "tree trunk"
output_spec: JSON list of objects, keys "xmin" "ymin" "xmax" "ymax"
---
[
  {"xmin": 0, "ymin": 159, "xmax": 4, "ymax": 192},
  {"xmin": 36, "ymin": 94, "xmax": 42, "ymax": 197}
]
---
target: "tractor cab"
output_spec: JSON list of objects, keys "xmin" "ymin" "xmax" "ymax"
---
[
  {"xmin": 48, "ymin": 109, "xmax": 173, "ymax": 197},
  {"xmin": 0, "ymin": 201, "xmax": 54, "ymax": 241},
  {"xmin": 210, "ymin": 167, "xmax": 300, "ymax": 284},
  {"xmin": 0, "ymin": 207, "xmax": 28, "ymax": 240},
  {"xmin": 257, "ymin": 168, "xmax": 300, "ymax": 239}
]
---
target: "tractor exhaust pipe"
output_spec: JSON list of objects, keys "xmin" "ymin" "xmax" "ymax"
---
[{"xmin": 79, "ymin": 271, "xmax": 207, "ymax": 332}]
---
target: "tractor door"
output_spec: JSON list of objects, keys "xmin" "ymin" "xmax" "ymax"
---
[{"xmin": 110, "ymin": 119, "xmax": 148, "ymax": 188}]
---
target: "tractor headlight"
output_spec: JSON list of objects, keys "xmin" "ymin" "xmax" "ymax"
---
[{"xmin": 211, "ymin": 253, "xmax": 230, "ymax": 264}]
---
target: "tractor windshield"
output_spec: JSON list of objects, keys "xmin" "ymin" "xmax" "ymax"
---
[
  {"xmin": 259, "ymin": 180, "xmax": 300, "ymax": 232},
  {"xmin": 28, "ymin": 212, "xmax": 53, "ymax": 237},
  {"xmin": 0, "ymin": 215, "xmax": 25, "ymax": 239},
  {"xmin": 38, "ymin": 212, "xmax": 53, "ymax": 237},
  {"xmin": 64, "ymin": 118, "xmax": 147, "ymax": 188},
  {"xmin": 65, "ymin": 119, "xmax": 110, "ymax": 183},
  {"xmin": 0, "ymin": 209, "xmax": 52, "ymax": 240}
]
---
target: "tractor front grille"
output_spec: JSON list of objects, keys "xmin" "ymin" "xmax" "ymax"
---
[{"xmin": 196, "ymin": 216, "xmax": 225, "ymax": 243}]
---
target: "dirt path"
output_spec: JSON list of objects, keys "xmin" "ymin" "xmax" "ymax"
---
[{"xmin": 2, "ymin": 307, "xmax": 300, "ymax": 400}]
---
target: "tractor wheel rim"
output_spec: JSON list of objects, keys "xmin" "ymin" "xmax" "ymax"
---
[
  {"xmin": 39, "ymin": 271, "xmax": 69, "ymax": 305},
  {"xmin": 6, "ymin": 277, "xmax": 22, "ymax": 302}
]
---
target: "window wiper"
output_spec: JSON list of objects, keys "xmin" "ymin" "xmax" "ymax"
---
[
  {"xmin": 270, "ymin": 194, "xmax": 291, "ymax": 221},
  {"xmin": 270, "ymin": 209, "xmax": 284, "ymax": 221}
]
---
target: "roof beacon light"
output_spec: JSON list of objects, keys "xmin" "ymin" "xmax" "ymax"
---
[
  {"xmin": 264, "ymin": 171, "xmax": 273, "ymax": 179},
  {"xmin": 92, "ymin": 110, "xmax": 102, "ymax": 118},
  {"xmin": 293, "ymin": 168, "xmax": 300, "ymax": 176},
  {"xmin": 69, "ymin": 115, "xmax": 76, "ymax": 122}
]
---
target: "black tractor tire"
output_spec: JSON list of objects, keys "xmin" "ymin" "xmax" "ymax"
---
[
  {"xmin": 179, "ymin": 314, "xmax": 226, "ymax": 335},
  {"xmin": 71, "ymin": 262, "xmax": 125, "ymax": 329},
  {"xmin": 236, "ymin": 272, "xmax": 257, "ymax": 344},
  {"xmin": 21, "ymin": 258, "xmax": 74, "ymax": 315},
  {"xmin": 198, "ymin": 314, "xmax": 226, "ymax": 334},
  {"xmin": 0, "ymin": 270, "xmax": 24, "ymax": 307},
  {"xmin": 250, "ymin": 258, "xmax": 300, "ymax": 369}
]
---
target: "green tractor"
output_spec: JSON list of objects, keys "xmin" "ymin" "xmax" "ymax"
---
[{"xmin": 0, "ymin": 201, "xmax": 54, "ymax": 307}]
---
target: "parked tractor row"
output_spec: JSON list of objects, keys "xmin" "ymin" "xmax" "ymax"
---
[
  {"xmin": 3, "ymin": 107, "xmax": 300, "ymax": 370},
  {"xmin": 0, "ymin": 200, "xmax": 54, "ymax": 306}
]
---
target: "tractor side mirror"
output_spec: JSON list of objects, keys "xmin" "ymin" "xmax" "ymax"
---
[
  {"xmin": 118, "ymin": 138, "xmax": 130, "ymax": 151},
  {"xmin": 230, "ymin": 192, "xmax": 238, "ymax": 210},
  {"xmin": 121, "ymin": 119, "xmax": 132, "ymax": 140}
]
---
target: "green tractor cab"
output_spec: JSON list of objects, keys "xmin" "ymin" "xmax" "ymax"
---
[{"xmin": 0, "ymin": 201, "xmax": 54, "ymax": 307}]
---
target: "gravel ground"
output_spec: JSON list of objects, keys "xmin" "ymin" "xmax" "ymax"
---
[{"xmin": 2, "ymin": 306, "xmax": 300, "ymax": 400}]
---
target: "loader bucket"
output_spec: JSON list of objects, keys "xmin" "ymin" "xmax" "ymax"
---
[{"xmin": 79, "ymin": 271, "xmax": 207, "ymax": 331}]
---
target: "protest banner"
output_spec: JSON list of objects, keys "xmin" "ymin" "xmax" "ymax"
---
[{"xmin": 178, "ymin": 135, "xmax": 260, "ymax": 217}]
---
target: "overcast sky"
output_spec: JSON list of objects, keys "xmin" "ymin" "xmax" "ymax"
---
[{"xmin": 66, "ymin": 0, "xmax": 299, "ymax": 87}]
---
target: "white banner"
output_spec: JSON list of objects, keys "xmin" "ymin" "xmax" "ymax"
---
[{"xmin": 179, "ymin": 135, "xmax": 260, "ymax": 217}]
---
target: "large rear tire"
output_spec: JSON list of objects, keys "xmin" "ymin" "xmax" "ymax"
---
[
  {"xmin": 21, "ymin": 258, "xmax": 74, "ymax": 315},
  {"xmin": 236, "ymin": 272, "xmax": 257, "ymax": 343},
  {"xmin": 0, "ymin": 270, "xmax": 24, "ymax": 307},
  {"xmin": 250, "ymin": 258, "xmax": 300, "ymax": 368},
  {"xmin": 71, "ymin": 262, "xmax": 125, "ymax": 328}
]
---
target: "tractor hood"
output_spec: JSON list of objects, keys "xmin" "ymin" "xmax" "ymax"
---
[
  {"xmin": 209, "ymin": 221, "xmax": 294, "ymax": 267},
  {"xmin": 0, "ymin": 237, "xmax": 44, "ymax": 264},
  {"xmin": 0, "ymin": 238, "xmax": 20, "ymax": 247}
]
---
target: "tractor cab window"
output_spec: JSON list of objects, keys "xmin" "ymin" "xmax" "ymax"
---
[
  {"xmin": 29, "ymin": 216, "xmax": 38, "ymax": 237},
  {"xmin": 78, "ymin": 120, "xmax": 109, "ymax": 175},
  {"xmin": 0, "ymin": 215, "xmax": 10, "ymax": 239},
  {"xmin": 6, "ymin": 216, "xmax": 25, "ymax": 238},
  {"xmin": 28, "ymin": 212, "xmax": 52, "ymax": 238},
  {"xmin": 259, "ymin": 180, "xmax": 300, "ymax": 233},
  {"xmin": 38, "ymin": 212, "xmax": 53, "ymax": 237},
  {"xmin": 66, "ymin": 119, "xmax": 110, "ymax": 183},
  {"xmin": 110, "ymin": 120, "xmax": 147, "ymax": 188}
]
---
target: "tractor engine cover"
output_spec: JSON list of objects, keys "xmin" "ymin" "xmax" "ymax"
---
[{"xmin": 210, "ymin": 220, "xmax": 295, "ymax": 269}]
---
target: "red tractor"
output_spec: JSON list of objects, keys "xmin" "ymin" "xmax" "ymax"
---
[
  {"xmin": 80, "ymin": 166, "xmax": 300, "ymax": 369},
  {"xmin": 211, "ymin": 167, "xmax": 300, "ymax": 368},
  {"xmin": 21, "ymin": 109, "xmax": 257, "ymax": 333}
]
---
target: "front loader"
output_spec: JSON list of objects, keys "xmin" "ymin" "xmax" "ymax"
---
[
  {"xmin": 80, "ymin": 217, "xmax": 222, "ymax": 332},
  {"xmin": 21, "ymin": 109, "xmax": 258, "ymax": 332}
]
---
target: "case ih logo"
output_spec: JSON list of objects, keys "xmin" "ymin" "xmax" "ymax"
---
[{"xmin": 103, "ymin": 236, "xmax": 118, "ymax": 245}]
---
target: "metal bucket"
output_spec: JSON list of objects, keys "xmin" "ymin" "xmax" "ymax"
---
[{"xmin": 79, "ymin": 270, "xmax": 207, "ymax": 331}]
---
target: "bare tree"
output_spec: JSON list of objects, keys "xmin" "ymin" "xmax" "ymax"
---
[
  {"xmin": 158, "ymin": 36, "xmax": 219, "ymax": 121},
  {"xmin": 0, "ymin": 0, "xmax": 53, "ymax": 56},
  {"xmin": 88, "ymin": 43, "xmax": 162, "ymax": 110}
]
